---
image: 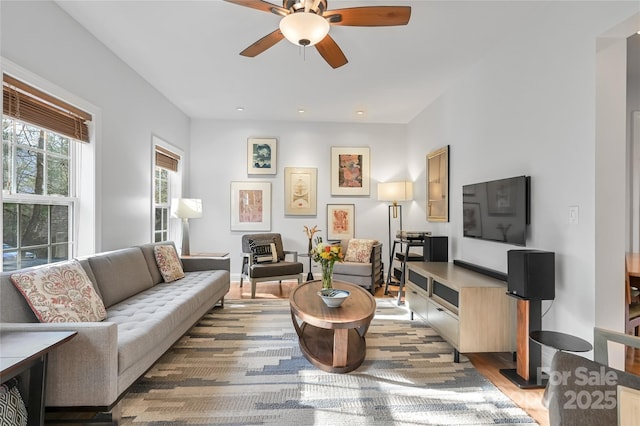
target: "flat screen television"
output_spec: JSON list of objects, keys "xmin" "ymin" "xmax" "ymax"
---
[{"xmin": 462, "ymin": 176, "xmax": 530, "ymax": 246}]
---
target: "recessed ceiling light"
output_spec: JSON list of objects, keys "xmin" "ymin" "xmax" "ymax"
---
[
  {"xmin": 298, "ymin": 109, "xmax": 305, "ymax": 114},
  {"xmin": 356, "ymin": 110, "xmax": 365, "ymax": 115},
  {"xmin": 236, "ymin": 106, "xmax": 244, "ymax": 111}
]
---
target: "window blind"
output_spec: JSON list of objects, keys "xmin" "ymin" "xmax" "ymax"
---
[
  {"xmin": 2, "ymin": 74, "xmax": 91, "ymax": 143},
  {"xmin": 155, "ymin": 145, "xmax": 180, "ymax": 172}
]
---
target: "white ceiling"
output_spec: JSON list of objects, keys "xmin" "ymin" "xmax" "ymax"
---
[{"xmin": 54, "ymin": 1, "xmax": 638, "ymax": 124}]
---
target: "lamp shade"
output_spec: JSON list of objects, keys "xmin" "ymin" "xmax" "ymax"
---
[
  {"xmin": 377, "ymin": 181, "xmax": 414, "ymax": 203},
  {"xmin": 279, "ymin": 12, "xmax": 330, "ymax": 47},
  {"xmin": 172, "ymin": 198, "xmax": 203, "ymax": 219}
]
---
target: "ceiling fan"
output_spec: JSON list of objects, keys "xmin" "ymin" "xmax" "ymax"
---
[{"xmin": 224, "ymin": 0, "xmax": 411, "ymax": 69}]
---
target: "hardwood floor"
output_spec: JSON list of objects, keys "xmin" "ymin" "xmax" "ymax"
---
[{"xmin": 228, "ymin": 280, "xmax": 550, "ymax": 425}]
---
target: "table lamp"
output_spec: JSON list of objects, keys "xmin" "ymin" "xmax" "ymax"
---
[{"xmin": 172, "ymin": 198, "xmax": 202, "ymax": 256}]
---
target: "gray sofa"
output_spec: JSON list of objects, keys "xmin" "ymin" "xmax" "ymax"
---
[{"xmin": 0, "ymin": 241, "xmax": 230, "ymax": 414}]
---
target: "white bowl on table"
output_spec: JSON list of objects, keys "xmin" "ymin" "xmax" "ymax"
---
[{"xmin": 317, "ymin": 289, "xmax": 350, "ymax": 308}]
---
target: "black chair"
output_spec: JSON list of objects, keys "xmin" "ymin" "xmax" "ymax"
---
[{"xmin": 240, "ymin": 233, "xmax": 303, "ymax": 298}]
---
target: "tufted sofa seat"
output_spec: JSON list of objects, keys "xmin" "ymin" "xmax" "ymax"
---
[{"xmin": 0, "ymin": 241, "xmax": 230, "ymax": 414}]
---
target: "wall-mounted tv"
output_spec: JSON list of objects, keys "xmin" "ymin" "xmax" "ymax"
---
[{"xmin": 462, "ymin": 176, "xmax": 530, "ymax": 246}]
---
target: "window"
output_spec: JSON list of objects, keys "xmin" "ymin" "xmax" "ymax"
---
[
  {"xmin": 153, "ymin": 142, "xmax": 181, "ymax": 243},
  {"xmin": 154, "ymin": 167, "xmax": 169, "ymax": 242},
  {"xmin": 2, "ymin": 72, "xmax": 92, "ymax": 271}
]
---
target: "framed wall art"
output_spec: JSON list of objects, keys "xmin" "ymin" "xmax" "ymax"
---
[
  {"xmin": 330, "ymin": 147, "xmax": 370, "ymax": 196},
  {"xmin": 230, "ymin": 181, "xmax": 271, "ymax": 231},
  {"xmin": 326, "ymin": 204, "xmax": 355, "ymax": 241},
  {"xmin": 247, "ymin": 137, "xmax": 277, "ymax": 175},
  {"xmin": 427, "ymin": 145, "xmax": 449, "ymax": 222},
  {"xmin": 284, "ymin": 167, "xmax": 317, "ymax": 216}
]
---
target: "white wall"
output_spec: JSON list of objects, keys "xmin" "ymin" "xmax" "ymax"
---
[
  {"xmin": 0, "ymin": 0, "xmax": 191, "ymax": 251},
  {"xmin": 188, "ymin": 120, "xmax": 406, "ymax": 277},
  {"xmin": 406, "ymin": 3, "xmax": 639, "ymax": 365},
  {"xmin": 3, "ymin": 1, "xmax": 639, "ymax": 368}
]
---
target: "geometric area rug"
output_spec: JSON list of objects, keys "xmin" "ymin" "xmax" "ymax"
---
[{"xmin": 120, "ymin": 299, "xmax": 538, "ymax": 425}]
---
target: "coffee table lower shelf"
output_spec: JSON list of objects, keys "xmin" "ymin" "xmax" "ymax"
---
[{"xmin": 297, "ymin": 323, "xmax": 367, "ymax": 373}]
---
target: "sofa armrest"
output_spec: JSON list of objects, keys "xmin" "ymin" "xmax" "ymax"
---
[
  {"xmin": 0, "ymin": 322, "xmax": 119, "ymax": 408},
  {"xmin": 182, "ymin": 257, "xmax": 230, "ymax": 272}
]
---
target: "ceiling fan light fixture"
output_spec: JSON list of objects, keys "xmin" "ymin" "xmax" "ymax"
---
[{"xmin": 279, "ymin": 12, "xmax": 330, "ymax": 47}]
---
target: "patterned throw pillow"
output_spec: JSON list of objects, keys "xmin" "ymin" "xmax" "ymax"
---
[
  {"xmin": 10, "ymin": 260, "xmax": 107, "ymax": 323},
  {"xmin": 248, "ymin": 238, "xmax": 278, "ymax": 264},
  {"xmin": 153, "ymin": 245, "xmax": 185, "ymax": 283},
  {"xmin": 345, "ymin": 239, "xmax": 377, "ymax": 263},
  {"xmin": 0, "ymin": 379, "xmax": 27, "ymax": 426}
]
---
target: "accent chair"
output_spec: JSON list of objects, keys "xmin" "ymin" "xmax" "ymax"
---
[
  {"xmin": 332, "ymin": 239, "xmax": 383, "ymax": 294},
  {"xmin": 240, "ymin": 233, "xmax": 303, "ymax": 298}
]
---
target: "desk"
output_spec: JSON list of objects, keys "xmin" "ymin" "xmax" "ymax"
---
[{"xmin": 1, "ymin": 330, "xmax": 77, "ymax": 426}]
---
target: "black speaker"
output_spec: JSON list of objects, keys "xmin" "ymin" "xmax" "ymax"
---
[
  {"xmin": 507, "ymin": 250, "xmax": 555, "ymax": 300},
  {"xmin": 424, "ymin": 236, "xmax": 448, "ymax": 262}
]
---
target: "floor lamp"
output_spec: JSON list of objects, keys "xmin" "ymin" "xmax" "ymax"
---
[
  {"xmin": 377, "ymin": 181, "xmax": 413, "ymax": 277},
  {"xmin": 172, "ymin": 198, "xmax": 202, "ymax": 256}
]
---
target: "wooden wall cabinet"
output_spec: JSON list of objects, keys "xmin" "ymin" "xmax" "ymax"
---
[{"xmin": 405, "ymin": 262, "xmax": 516, "ymax": 362}]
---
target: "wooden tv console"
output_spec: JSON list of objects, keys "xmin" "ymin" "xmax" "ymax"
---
[{"xmin": 405, "ymin": 262, "xmax": 516, "ymax": 362}]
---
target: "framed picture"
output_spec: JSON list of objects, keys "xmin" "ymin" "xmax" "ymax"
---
[
  {"xmin": 284, "ymin": 167, "xmax": 317, "ymax": 216},
  {"xmin": 330, "ymin": 147, "xmax": 370, "ymax": 196},
  {"xmin": 247, "ymin": 138, "xmax": 277, "ymax": 175},
  {"xmin": 463, "ymin": 202, "xmax": 482, "ymax": 237},
  {"xmin": 427, "ymin": 145, "xmax": 449, "ymax": 222},
  {"xmin": 230, "ymin": 181, "xmax": 271, "ymax": 231},
  {"xmin": 326, "ymin": 204, "xmax": 355, "ymax": 241}
]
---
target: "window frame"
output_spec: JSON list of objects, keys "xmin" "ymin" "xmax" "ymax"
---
[
  {"xmin": 2, "ymin": 117, "xmax": 78, "ymax": 267},
  {"xmin": 151, "ymin": 136, "xmax": 183, "ymax": 245},
  {"xmin": 1, "ymin": 59, "xmax": 97, "ymax": 269}
]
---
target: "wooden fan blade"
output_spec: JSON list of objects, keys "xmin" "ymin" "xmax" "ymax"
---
[
  {"xmin": 240, "ymin": 29, "xmax": 285, "ymax": 57},
  {"xmin": 223, "ymin": 0, "xmax": 288, "ymax": 16},
  {"xmin": 315, "ymin": 35, "xmax": 348, "ymax": 69},
  {"xmin": 326, "ymin": 6, "xmax": 411, "ymax": 26}
]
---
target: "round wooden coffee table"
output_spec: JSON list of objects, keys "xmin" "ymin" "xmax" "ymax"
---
[{"xmin": 289, "ymin": 280, "xmax": 376, "ymax": 373}]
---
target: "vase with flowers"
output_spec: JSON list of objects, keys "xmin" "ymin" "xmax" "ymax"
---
[{"xmin": 311, "ymin": 237, "xmax": 344, "ymax": 291}]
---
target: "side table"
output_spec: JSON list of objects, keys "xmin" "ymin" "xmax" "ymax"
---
[
  {"xmin": 530, "ymin": 330, "xmax": 593, "ymax": 353},
  {"xmin": 1, "ymin": 330, "xmax": 77, "ymax": 426},
  {"xmin": 298, "ymin": 253, "xmax": 314, "ymax": 281}
]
